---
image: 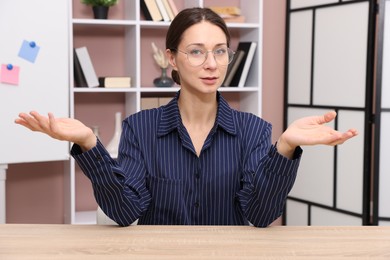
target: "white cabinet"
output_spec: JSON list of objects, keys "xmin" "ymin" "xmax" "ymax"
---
[{"xmin": 65, "ymin": 0, "xmax": 263, "ymax": 224}]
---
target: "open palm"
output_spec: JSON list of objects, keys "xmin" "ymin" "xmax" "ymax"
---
[{"xmin": 15, "ymin": 111, "xmax": 95, "ymax": 148}]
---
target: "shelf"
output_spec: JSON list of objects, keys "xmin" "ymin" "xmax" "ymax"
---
[
  {"xmin": 72, "ymin": 19, "xmax": 259, "ymax": 29},
  {"xmin": 73, "ymin": 18, "xmax": 137, "ymax": 26},
  {"xmin": 73, "ymin": 88, "xmax": 137, "ymax": 93}
]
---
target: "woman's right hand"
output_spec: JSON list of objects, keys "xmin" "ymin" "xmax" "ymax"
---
[{"xmin": 15, "ymin": 111, "xmax": 97, "ymax": 151}]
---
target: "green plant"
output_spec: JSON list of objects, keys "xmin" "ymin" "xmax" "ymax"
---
[{"xmin": 81, "ymin": 0, "xmax": 118, "ymax": 7}]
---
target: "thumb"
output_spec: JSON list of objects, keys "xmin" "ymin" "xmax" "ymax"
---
[{"xmin": 321, "ymin": 111, "xmax": 337, "ymax": 124}]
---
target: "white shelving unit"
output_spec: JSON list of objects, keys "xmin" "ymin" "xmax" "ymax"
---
[{"xmin": 65, "ymin": 0, "xmax": 263, "ymax": 224}]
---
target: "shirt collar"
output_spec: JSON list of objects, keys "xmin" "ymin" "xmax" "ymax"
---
[{"xmin": 157, "ymin": 91, "xmax": 237, "ymax": 137}]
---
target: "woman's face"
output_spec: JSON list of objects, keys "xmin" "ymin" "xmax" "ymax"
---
[{"xmin": 169, "ymin": 21, "xmax": 229, "ymax": 95}]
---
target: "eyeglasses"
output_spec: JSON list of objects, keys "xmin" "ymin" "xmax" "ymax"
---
[{"xmin": 175, "ymin": 45, "xmax": 235, "ymax": 67}]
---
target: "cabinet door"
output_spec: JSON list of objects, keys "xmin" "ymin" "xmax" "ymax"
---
[{"xmin": 0, "ymin": 0, "xmax": 70, "ymax": 164}]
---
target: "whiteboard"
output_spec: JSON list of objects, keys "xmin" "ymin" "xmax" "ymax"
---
[{"xmin": 0, "ymin": 0, "xmax": 70, "ymax": 164}]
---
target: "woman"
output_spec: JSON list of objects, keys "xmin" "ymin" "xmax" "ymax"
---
[{"xmin": 15, "ymin": 8, "xmax": 357, "ymax": 227}]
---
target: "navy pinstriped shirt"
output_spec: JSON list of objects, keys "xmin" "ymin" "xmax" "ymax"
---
[{"xmin": 71, "ymin": 91, "xmax": 302, "ymax": 227}]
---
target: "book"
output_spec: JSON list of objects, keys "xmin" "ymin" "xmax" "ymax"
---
[
  {"xmin": 237, "ymin": 42, "xmax": 257, "ymax": 87},
  {"xmin": 223, "ymin": 15, "xmax": 246, "ymax": 23},
  {"xmin": 98, "ymin": 76, "xmax": 131, "ymax": 88},
  {"xmin": 75, "ymin": 46, "xmax": 99, "ymax": 88},
  {"xmin": 222, "ymin": 49, "xmax": 245, "ymax": 87},
  {"xmin": 140, "ymin": 0, "xmax": 152, "ymax": 20},
  {"xmin": 162, "ymin": 0, "xmax": 175, "ymax": 21},
  {"xmin": 73, "ymin": 48, "xmax": 87, "ymax": 87},
  {"xmin": 167, "ymin": 0, "xmax": 179, "ymax": 17},
  {"xmin": 230, "ymin": 42, "xmax": 257, "ymax": 87},
  {"xmin": 209, "ymin": 6, "xmax": 241, "ymax": 16},
  {"xmin": 141, "ymin": 0, "xmax": 163, "ymax": 22},
  {"xmin": 155, "ymin": 0, "xmax": 170, "ymax": 22}
]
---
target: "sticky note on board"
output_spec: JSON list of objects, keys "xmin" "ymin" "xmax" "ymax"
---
[
  {"xmin": 18, "ymin": 40, "xmax": 40, "ymax": 63},
  {"xmin": 0, "ymin": 64, "xmax": 20, "ymax": 85}
]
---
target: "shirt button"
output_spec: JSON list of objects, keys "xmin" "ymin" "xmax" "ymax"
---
[
  {"xmin": 195, "ymin": 173, "xmax": 200, "ymax": 179},
  {"xmin": 194, "ymin": 202, "xmax": 200, "ymax": 208},
  {"xmin": 96, "ymin": 155, "xmax": 103, "ymax": 161}
]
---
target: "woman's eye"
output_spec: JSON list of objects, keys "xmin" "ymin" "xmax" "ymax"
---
[
  {"xmin": 189, "ymin": 49, "xmax": 204, "ymax": 56},
  {"xmin": 214, "ymin": 48, "xmax": 227, "ymax": 55}
]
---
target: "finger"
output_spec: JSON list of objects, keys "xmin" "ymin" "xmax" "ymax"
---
[
  {"xmin": 349, "ymin": 128, "xmax": 359, "ymax": 136},
  {"xmin": 48, "ymin": 113, "xmax": 58, "ymax": 133},
  {"xmin": 30, "ymin": 111, "xmax": 46, "ymax": 122},
  {"xmin": 30, "ymin": 111, "xmax": 50, "ymax": 131},
  {"xmin": 15, "ymin": 113, "xmax": 29, "ymax": 125},
  {"xmin": 327, "ymin": 130, "xmax": 357, "ymax": 146},
  {"xmin": 17, "ymin": 112, "xmax": 42, "ymax": 131},
  {"xmin": 15, "ymin": 117, "xmax": 36, "ymax": 131},
  {"xmin": 323, "ymin": 111, "xmax": 337, "ymax": 124}
]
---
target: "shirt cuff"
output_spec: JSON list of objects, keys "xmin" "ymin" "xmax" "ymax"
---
[{"xmin": 265, "ymin": 144, "xmax": 302, "ymax": 176}]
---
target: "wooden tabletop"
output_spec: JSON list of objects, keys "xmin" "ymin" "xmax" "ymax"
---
[{"xmin": 1, "ymin": 224, "xmax": 390, "ymax": 259}]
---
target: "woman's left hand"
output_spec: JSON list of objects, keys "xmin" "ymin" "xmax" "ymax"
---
[{"xmin": 276, "ymin": 111, "xmax": 358, "ymax": 159}]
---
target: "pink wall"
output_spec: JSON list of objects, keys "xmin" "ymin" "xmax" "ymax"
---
[
  {"xmin": 5, "ymin": 0, "xmax": 287, "ymax": 224},
  {"xmin": 262, "ymin": 0, "xmax": 286, "ymax": 144}
]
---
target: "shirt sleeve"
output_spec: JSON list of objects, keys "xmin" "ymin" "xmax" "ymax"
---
[
  {"xmin": 70, "ymin": 122, "xmax": 151, "ymax": 226},
  {"xmin": 236, "ymin": 120, "xmax": 302, "ymax": 227}
]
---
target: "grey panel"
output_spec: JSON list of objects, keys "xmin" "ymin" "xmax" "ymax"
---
[
  {"xmin": 381, "ymin": 2, "xmax": 390, "ymax": 108},
  {"xmin": 311, "ymin": 206, "xmax": 362, "ymax": 225},
  {"xmin": 313, "ymin": 3, "xmax": 368, "ymax": 107},
  {"xmin": 288, "ymin": 11, "xmax": 312, "ymax": 105},
  {"xmin": 336, "ymin": 110, "xmax": 365, "ymax": 214},
  {"xmin": 379, "ymin": 112, "xmax": 390, "ymax": 217},
  {"xmin": 286, "ymin": 200, "xmax": 308, "ymax": 226},
  {"xmin": 291, "ymin": 0, "xmax": 338, "ymax": 9}
]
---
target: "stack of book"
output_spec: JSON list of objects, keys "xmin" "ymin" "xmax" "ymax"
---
[
  {"xmin": 74, "ymin": 46, "xmax": 131, "ymax": 88},
  {"xmin": 141, "ymin": 0, "xmax": 178, "ymax": 22},
  {"xmin": 98, "ymin": 76, "xmax": 131, "ymax": 88},
  {"xmin": 209, "ymin": 6, "xmax": 245, "ymax": 23},
  {"xmin": 222, "ymin": 41, "xmax": 257, "ymax": 88}
]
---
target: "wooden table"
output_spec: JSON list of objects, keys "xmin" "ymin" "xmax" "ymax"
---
[{"xmin": 1, "ymin": 224, "xmax": 390, "ymax": 259}]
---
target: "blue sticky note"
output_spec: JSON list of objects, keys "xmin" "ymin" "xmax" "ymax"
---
[{"xmin": 18, "ymin": 40, "xmax": 40, "ymax": 63}]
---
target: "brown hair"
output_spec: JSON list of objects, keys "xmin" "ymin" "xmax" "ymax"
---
[{"xmin": 166, "ymin": 7, "xmax": 231, "ymax": 85}]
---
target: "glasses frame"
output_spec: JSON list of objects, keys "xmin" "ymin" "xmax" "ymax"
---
[{"xmin": 174, "ymin": 47, "xmax": 235, "ymax": 67}]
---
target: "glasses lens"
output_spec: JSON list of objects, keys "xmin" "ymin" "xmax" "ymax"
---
[
  {"xmin": 185, "ymin": 47, "xmax": 206, "ymax": 66},
  {"xmin": 184, "ymin": 46, "xmax": 235, "ymax": 66},
  {"xmin": 214, "ymin": 47, "xmax": 235, "ymax": 66}
]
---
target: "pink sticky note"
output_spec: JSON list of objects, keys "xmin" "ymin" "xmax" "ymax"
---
[{"xmin": 0, "ymin": 64, "xmax": 20, "ymax": 85}]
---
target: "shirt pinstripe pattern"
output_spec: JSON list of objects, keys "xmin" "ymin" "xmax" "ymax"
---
[{"xmin": 71, "ymin": 91, "xmax": 302, "ymax": 227}]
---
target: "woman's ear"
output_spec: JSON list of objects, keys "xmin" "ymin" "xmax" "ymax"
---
[{"xmin": 166, "ymin": 49, "xmax": 177, "ymax": 69}]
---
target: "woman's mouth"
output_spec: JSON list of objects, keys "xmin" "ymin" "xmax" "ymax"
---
[{"xmin": 201, "ymin": 77, "xmax": 218, "ymax": 85}]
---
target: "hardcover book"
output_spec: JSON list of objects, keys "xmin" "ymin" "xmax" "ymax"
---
[
  {"xmin": 73, "ymin": 48, "xmax": 87, "ymax": 87},
  {"xmin": 155, "ymin": 0, "xmax": 170, "ymax": 22},
  {"xmin": 230, "ymin": 42, "xmax": 257, "ymax": 87},
  {"xmin": 162, "ymin": 0, "xmax": 175, "ymax": 21},
  {"xmin": 223, "ymin": 49, "xmax": 245, "ymax": 87},
  {"xmin": 75, "ymin": 46, "xmax": 99, "ymax": 88},
  {"xmin": 141, "ymin": 0, "xmax": 163, "ymax": 22},
  {"xmin": 99, "ymin": 76, "xmax": 131, "ymax": 88},
  {"xmin": 237, "ymin": 42, "xmax": 257, "ymax": 87}
]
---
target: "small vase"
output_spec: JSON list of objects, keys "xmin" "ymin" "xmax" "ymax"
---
[
  {"xmin": 153, "ymin": 68, "xmax": 174, "ymax": 88},
  {"xmin": 106, "ymin": 112, "xmax": 122, "ymax": 158},
  {"xmin": 93, "ymin": 6, "xmax": 109, "ymax": 19}
]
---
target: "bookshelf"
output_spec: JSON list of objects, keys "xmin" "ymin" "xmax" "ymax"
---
[{"xmin": 66, "ymin": 0, "xmax": 263, "ymax": 224}]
